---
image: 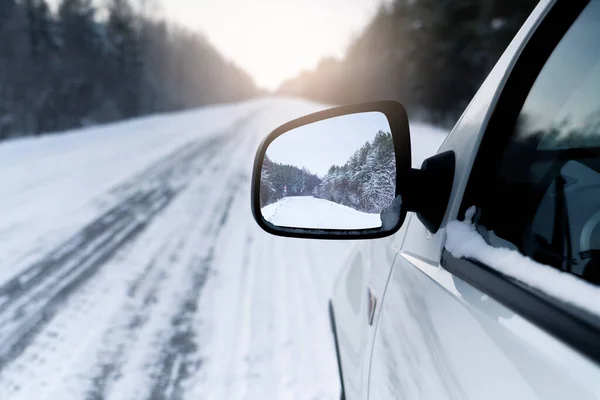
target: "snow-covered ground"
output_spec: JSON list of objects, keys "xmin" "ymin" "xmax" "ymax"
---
[
  {"xmin": 262, "ymin": 196, "xmax": 382, "ymax": 229},
  {"xmin": 0, "ymin": 97, "xmax": 447, "ymax": 400}
]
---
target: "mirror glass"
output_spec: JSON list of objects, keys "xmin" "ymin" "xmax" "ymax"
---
[{"xmin": 259, "ymin": 112, "xmax": 396, "ymax": 230}]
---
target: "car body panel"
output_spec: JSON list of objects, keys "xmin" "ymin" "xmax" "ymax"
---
[
  {"xmin": 369, "ymin": 252, "xmax": 600, "ymax": 400},
  {"xmin": 331, "ymin": 0, "xmax": 600, "ymax": 399},
  {"xmin": 330, "ymin": 231, "xmax": 406, "ymax": 399}
]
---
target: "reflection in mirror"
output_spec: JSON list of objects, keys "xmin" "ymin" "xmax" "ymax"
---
[{"xmin": 259, "ymin": 112, "xmax": 396, "ymax": 230}]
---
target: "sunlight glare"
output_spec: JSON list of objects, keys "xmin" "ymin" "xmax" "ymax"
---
[{"xmin": 163, "ymin": 0, "xmax": 383, "ymax": 90}]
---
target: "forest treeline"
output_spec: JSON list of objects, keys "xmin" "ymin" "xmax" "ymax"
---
[
  {"xmin": 0, "ymin": 0, "xmax": 257, "ymax": 139},
  {"xmin": 260, "ymin": 155, "xmax": 322, "ymax": 208},
  {"xmin": 261, "ymin": 130, "xmax": 395, "ymax": 214},
  {"xmin": 279, "ymin": 0, "xmax": 537, "ymax": 126},
  {"xmin": 314, "ymin": 130, "xmax": 395, "ymax": 213}
]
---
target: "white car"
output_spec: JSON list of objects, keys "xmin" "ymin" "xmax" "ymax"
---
[{"xmin": 251, "ymin": 0, "xmax": 600, "ymax": 399}]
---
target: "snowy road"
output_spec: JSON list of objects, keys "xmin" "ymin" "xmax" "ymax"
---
[
  {"xmin": 262, "ymin": 197, "xmax": 382, "ymax": 229},
  {"xmin": 0, "ymin": 98, "xmax": 446, "ymax": 400}
]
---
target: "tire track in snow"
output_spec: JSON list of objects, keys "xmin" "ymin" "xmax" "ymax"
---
[
  {"xmin": 80, "ymin": 116, "xmax": 259, "ymax": 400},
  {"xmin": 241, "ymin": 231, "xmax": 277, "ymax": 399},
  {"xmin": 208, "ymin": 228, "xmax": 254, "ymax": 400},
  {"xmin": 0, "ymin": 134, "xmax": 223, "ymax": 301},
  {"xmin": 157, "ymin": 124, "xmax": 261, "ymax": 400},
  {"xmin": 86, "ymin": 240, "xmax": 180, "ymax": 400},
  {"xmin": 146, "ymin": 172, "xmax": 247, "ymax": 400},
  {"xmin": 0, "ymin": 133, "xmax": 230, "ymax": 370},
  {"xmin": 145, "ymin": 248, "xmax": 212, "ymax": 400},
  {"xmin": 80, "ymin": 184, "xmax": 214, "ymax": 400}
]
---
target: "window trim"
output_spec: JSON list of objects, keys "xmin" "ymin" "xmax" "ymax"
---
[
  {"xmin": 442, "ymin": 250, "xmax": 600, "ymax": 364},
  {"xmin": 444, "ymin": 0, "xmax": 600, "ymax": 364}
]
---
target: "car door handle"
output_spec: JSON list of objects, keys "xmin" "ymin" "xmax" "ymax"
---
[{"xmin": 367, "ymin": 286, "xmax": 377, "ymax": 326}]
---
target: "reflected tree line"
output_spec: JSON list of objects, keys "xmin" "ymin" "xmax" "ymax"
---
[
  {"xmin": 0, "ymin": 0, "xmax": 256, "ymax": 139},
  {"xmin": 261, "ymin": 130, "xmax": 396, "ymax": 214},
  {"xmin": 539, "ymin": 111, "xmax": 600, "ymax": 149},
  {"xmin": 260, "ymin": 155, "xmax": 322, "ymax": 208}
]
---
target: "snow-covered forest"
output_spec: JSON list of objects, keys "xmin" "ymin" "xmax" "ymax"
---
[
  {"xmin": 260, "ymin": 155, "xmax": 322, "ymax": 207},
  {"xmin": 261, "ymin": 130, "xmax": 395, "ymax": 214},
  {"xmin": 314, "ymin": 130, "xmax": 395, "ymax": 213},
  {"xmin": 0, "ymin": 0, "xmax": 256, "ymax": 139}
]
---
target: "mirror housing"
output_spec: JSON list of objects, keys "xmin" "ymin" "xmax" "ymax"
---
[
  {"xmin": 251, "ymin": 101, "xmax": 411, "ymax": 240},
  {"xmin": 406, "ymin": 150, "xmax": 455, "ymax": 234}
]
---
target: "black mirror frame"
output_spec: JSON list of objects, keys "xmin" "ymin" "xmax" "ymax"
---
[{"xmin": 251, "ymin": 100, "xmax": 411, "ymax": 240}]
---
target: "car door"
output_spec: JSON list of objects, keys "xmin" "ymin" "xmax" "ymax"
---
[{"xmin": 369, "ymin": 0, "xmax": 600, "ymax": 399}]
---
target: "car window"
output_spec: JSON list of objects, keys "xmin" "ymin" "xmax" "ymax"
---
[{"xmin": 475, "ymin": 0, "xmax": 600, "ymax": 286}]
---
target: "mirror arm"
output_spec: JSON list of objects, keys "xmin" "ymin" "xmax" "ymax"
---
[{"xmin": 404, "ymin": 151, "xmax": 455, "ymax": 233}]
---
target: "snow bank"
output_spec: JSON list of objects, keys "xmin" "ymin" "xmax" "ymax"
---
[
  {"xmin": 446, "ymin": 207, "xmax": 600, "ymax": 316},
  {"xmin": 261, "ymin": 196, "xmax": 381, "ymax": 229}
]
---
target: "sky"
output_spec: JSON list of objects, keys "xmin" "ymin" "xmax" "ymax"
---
[
  {"xmin": 161, "ymin": 0, "xmax": 387, "ymax": 90},
  {"xmin": 266, "ymin": 111, "xmax": 391, "ymax": 176}
]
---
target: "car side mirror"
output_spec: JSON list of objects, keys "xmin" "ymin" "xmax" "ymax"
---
[{"xmin": 251, "ymin": 101, "xmax": 412, "ymax": 239}]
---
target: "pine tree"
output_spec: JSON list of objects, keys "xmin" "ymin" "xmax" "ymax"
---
[
  {"xmin": 57, "ymin": 0, "xmax": 110, "ymax": 127},
  {"xmin": 107, "ymin": 0, "xmax": 141, "ymax": 117},
  {"xmin": 24, "ymin": 0, "xmax": 60, "ymax": 133},
  {"xmin": 259, "ymin": 156, "xmax": 322, "ymax": 207},
  {"xmin": 0, "ymin": 0, "xmax": 31, "ymax": 137},
  {"xmin": 314, "ymin": 131, "xmax": 395, "ymax": 213},
  {"xmin": 0, "ymin": 0, "xmax": 257, "ymax": 140}
]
